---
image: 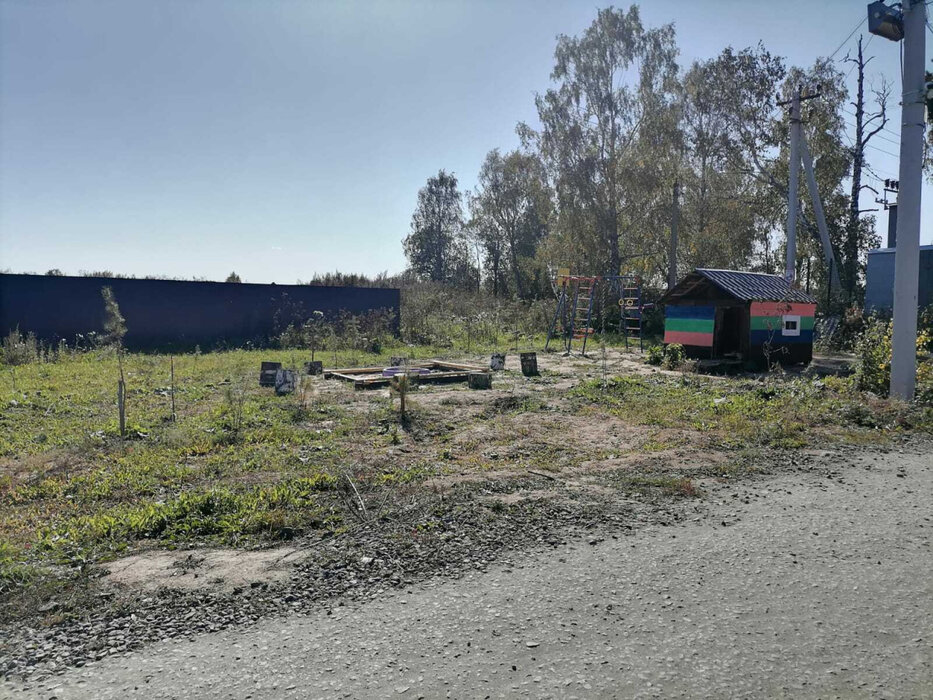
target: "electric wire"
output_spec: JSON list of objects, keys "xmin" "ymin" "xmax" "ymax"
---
[
  {"xmin": 843, "ymin": 33, "xmax": 875, "ymax": 82},
  {"xmin": 827, "ymin": 14, "xmax": 869, "ymax": 62}
]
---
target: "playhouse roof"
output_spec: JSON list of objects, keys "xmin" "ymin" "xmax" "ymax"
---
[{"xmin": 663, "ymin": 269, "xmax": 818, "ymax": 304}]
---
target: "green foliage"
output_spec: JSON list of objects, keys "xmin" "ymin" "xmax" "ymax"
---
[
  {"xmin": 663, "ymin": 343, "xmax": 686, "ymax": 369},
  {"xmin": 40, "ymin": 476, "xmax": 339, "ymax": 554},
  {"xmin": 646, "ymin": 345, "xmax": 664, "ymax": 366},
  {"xmin": 852, "ymin": 315, "xmax": 933, "ymax": 400},
  {"xmin": 403, "ymin": 170, "xmax": 476, "ymax": 287},
  {"xmin": 572, "ymin": 373, "xmax": 932, "ymax": 450},
  {"xmin": 221, "ymin": 382, "xmax": 247, "ymax": 441},
  {"xmin": 0, "ymin": 541, "xmax": 37, "ymax": 591},
  {"xmin": 468, "ymin": 149, "xmax": 551, "ymax": 300},
  {"xmin": 852, "ymin": 317, "xmax": 893, "ymax": 395}
]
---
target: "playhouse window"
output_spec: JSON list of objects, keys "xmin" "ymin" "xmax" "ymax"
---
[{"xmin": 782, "ymin": 314, "xmax": 801, "ymax": 337}]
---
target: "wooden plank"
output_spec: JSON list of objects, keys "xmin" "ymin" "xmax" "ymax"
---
[
  {"xmin": 325, "ymin": 362, "xmax": 435, "ymax": 377},
  {"xmin": 324, "ymin": 366, "xmax": 387, "ymax": 376},
  {"xmin": 430, "ymin": 360, "xmax": 487, "ymax": 372}
]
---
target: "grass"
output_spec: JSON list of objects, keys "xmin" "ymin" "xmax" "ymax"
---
[
  {"xmin": 1, "ymin": 340, "xmax": 931, "ymax": 625},
  {"xmin": 571, "ymin": 373, "xmax": 933, "ymax": 450}
]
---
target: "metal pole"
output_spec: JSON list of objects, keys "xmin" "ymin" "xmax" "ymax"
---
[
  {"xmin": 668, "ymin": 181, "xmax": 680, "ymax": 290},
  {"xmin": 785, "ymin": 88, "xmax": 801, "ymax": 282},
  {"xmin": 890, "ymin": 0, "xmax": 926, "ymax": 400}
]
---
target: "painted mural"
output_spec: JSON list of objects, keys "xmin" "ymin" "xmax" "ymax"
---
[
  {"xmin": 664, "ymin": 305, "xmax": 715, "ymax": 347},
  {"xmin": 748, "ymin": 301, "xmax": 816, "ymax": 346}
]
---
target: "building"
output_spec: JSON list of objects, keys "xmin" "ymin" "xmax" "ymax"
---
[
  {"xmin": 864, "ymin": 245, "xmax": 933, "ymax": 313},
  {"xmin": 661, "ymin": 269, "xmax": 818, "ymax": 365}
]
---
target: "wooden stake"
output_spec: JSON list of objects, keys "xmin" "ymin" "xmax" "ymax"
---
[
  {"xmin": 117, "ymin": 379, "xmax": 126, "ymax": 438},
  {"xmin": 170, "ymin": 355, "xmax": 176, "ymax": 422}
]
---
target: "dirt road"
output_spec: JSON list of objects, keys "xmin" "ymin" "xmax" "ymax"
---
[{"xmin": 8, "ymin": 445, "xmax": 932, "ymax": 699}]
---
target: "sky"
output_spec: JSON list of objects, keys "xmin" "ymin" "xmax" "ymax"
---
[{"xmin": 1, "ymin": 0, "xmax": 930, "ymax": 284}]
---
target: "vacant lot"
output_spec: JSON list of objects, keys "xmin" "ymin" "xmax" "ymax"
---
[{"xmin": 1, "ymin": 342, "xmax": 931, "ymax": 678}]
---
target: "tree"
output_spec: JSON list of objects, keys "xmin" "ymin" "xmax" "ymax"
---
[
  {"xmin": 45, "ymin": 269, "xmax": 64, "ymax": 276},
  {"xmin": 403, "ymin": 170, "xmax": 474, "ymax": 286},
  {"xmin": 924, "ymin": 71, "xmax": 933, "ymax": 183},
  {"xmin": 101, "ymin": 286, "xmax": 128, "ymax": 438},
  {"xmin": 469, "ymin": 149, "xmax": 551, "ymax": 299},
  {"xmin": 521, "ymin": 6, "xmax": 679, "ymax": 277},
  {"xmin": 676, "ymin": 52, "xmax": 777, "ymax": 275},
  {"xmin": 100, "ymin": 286, "xmax": 127, "ymax": 349},
  {"xmin": 225, "ymin": 271, "xmax": 242, "ymax": 283},
  {"xmin": 842, "ymin": 37, "xmax": 889, "ymax": 302}
]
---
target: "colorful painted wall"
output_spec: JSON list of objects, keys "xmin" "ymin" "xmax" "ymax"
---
[
  {"xmin": 664, "ymin": 305, "xmax": 714, "ymax": 347},
  {"xmin": 748, "ymin": 302, "xmax": 816, "ymax": 346}
]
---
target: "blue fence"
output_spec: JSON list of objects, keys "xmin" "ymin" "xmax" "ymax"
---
[{"xmin": 0, "ymin": 274, "xmax": 400, "ymax": 351}]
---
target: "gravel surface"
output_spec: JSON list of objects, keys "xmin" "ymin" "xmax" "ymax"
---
[{"xmin": 6, "ymin": 444, "xmax": 931, "ymax": 699}]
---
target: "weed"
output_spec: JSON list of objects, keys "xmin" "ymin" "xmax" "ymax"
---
[{"xmin": 646, "ymin": 345, "xmax": 664, "ymax": 366}]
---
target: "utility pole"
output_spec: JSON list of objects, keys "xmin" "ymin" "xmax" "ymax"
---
[
  {"xmin": 784, "ymin": 88, "xmax": 802, "ymax": 283},
  {"xmin": 889, "ymin": 0, "xmax": 926, "ymax": 400},
  {"xmin": 780, "ymin": 87, "xmax": 825, "ymax": 286},
  {"xmin": 668, "ymin": 180, "xmax": 679, "ymax": 290},
  {"xmin": 870, "ymin": 0, "xmax": 927, "ymax": 399}
]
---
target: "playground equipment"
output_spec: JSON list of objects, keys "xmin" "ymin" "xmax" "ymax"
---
[{"xmin": 545, "ymin": 272, "xmax": 646, "ymax": 355}]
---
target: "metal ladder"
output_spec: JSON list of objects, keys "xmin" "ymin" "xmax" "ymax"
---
[
  {"xmin": 620, "ymin": 278, "xmax": 643, "ymax": 351},
  {"xmin": 546, "ymin": 276, "xmax": 598, "ymax": 355}
]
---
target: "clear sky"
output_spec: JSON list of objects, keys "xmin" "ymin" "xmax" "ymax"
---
[{"xmin": 1, "ymin": 0, "xmax": 930, "ymax": 284}]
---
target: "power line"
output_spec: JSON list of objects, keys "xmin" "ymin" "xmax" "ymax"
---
[
  {"xmin": 842, "ymin": 118, "xmax": 903, "ymax": 147},
  {"xmin": 840, "ymin": 106, "xmax": 901, "ymax": 140},
  {"xmin": 827, "ymin": 14, "xmax": 868, "ymax": 62},
  {"xmin": 841, "ymin": 120, "xmax": 901, "ymax": 161},
  {"xmin": 865, "ymin": 142, "xmax": 901, "ymax": 159},
  {"xmin": 843, "ymin": 33, "xmax": 875, "ymax": 82}
]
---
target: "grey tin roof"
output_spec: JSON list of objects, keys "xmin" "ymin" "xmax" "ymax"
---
[{"xmin": 667, "ymin": 269, "xmax": 817, "ymax": 303}]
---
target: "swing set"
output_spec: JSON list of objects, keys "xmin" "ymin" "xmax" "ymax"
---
[{"xmin": 545, "ymin": 270, "xmax": 647, "ymax": 355}]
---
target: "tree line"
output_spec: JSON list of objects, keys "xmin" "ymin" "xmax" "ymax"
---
[{"xmin": 403, "ymin": 5, "xmax": 913, "ymax": 306}]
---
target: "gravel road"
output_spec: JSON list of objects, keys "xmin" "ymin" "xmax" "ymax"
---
[{"xmin": 7, "ymin": 445, "xmax": 932, "ymax": 699}]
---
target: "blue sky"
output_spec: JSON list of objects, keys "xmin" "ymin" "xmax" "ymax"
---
[{"xmin": 1, "ymin": 0, "xmax": 929, "ymax": 283}]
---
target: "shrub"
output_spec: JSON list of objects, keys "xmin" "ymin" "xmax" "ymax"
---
[
  {"xmin": 646, "ymin": 345, "xmax": 664, "ymax": 366},
  {"xmin": 663, "ymin": 343, "xmax": 686, "ymax": 370},
  {"xmin": 852, "ymin": 316, "xmax": 933, "ymax": 399},
  {"xmin": 1, "ymin": 328, "xmax": 38, "ymax": 366},
  {"xmin": 852, "ymin": 317, "xmax": 892, "ymax": 395}
]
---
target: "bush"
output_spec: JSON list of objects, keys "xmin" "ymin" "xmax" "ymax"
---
[
  {"xmin": 1, "ymin": 329, "xmax": 38, "ymax": 366},
  {"xmin": 664, "ymin": 343, "xmax": 686, "ymax": 370},
  {"xmin": 646, "ymin": 345, "xmax": 664, "ymax": 366},
  {"xmin": 852, "ymin": 315, "xmax": 933, "ymax": 400},
  {"xmin": 852, "ymin": 317, "xmax": 892, "ymax": 395}
]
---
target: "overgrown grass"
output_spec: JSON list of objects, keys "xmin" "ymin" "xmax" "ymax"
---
[
  {"xmin": 39, "ymin": 475, "xmax": 340, "ymax": 558},
  {"xmin": 2, "ymin": 340, "xmax": 932, "ymax": 626},
  {"xmin": 572, "ymin": 373, "xmax": 933, "ymax": 449}
]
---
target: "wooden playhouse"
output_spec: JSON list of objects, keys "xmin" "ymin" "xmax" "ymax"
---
[{"xmin": 661, "ymin": 269, "xmax": 817, "ymax": 365}]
